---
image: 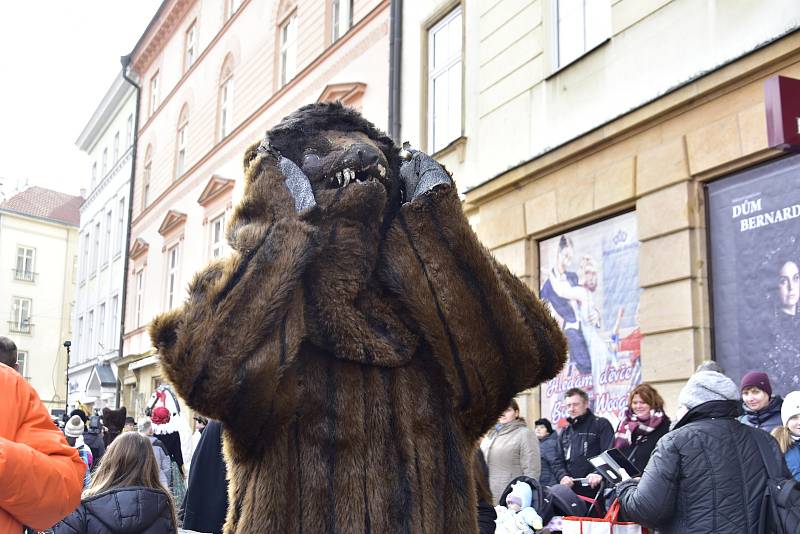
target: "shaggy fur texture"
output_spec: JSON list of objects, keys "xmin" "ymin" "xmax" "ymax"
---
[
  {"xmin": 150, "ymin": 103, "xmax": 566, "ymax": 533},
  {"xmin": 102, "ymin": 406, "xmax": 126, "ymax": 447}
]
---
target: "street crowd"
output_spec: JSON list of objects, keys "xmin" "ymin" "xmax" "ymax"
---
[{"xmin": 1, "ymin": 333, "xmax": 799, "ymax": 533}]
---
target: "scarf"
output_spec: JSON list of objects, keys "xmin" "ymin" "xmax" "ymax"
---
[{"xmin": 613, "ymin": 408, "xmax": 664, "ymax": 449}]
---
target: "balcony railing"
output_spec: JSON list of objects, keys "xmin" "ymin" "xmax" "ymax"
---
[
  {"xmin": 13, "ymin": 269, "xmax": 37, "ymax": 282},
  {"xmin": 8, "ymin": 320, "xmax": 32, "ymax": 334}
]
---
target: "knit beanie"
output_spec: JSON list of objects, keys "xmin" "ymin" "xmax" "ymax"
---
[
  {"xmin": 678, "ymin": 371, "xmax": 740, "ymax": 410},
  {"xmin": 740, "ymin": 371, "xmax": 772, "ymax": 397},
  {"xmin": 64, "ymin": 415, "xmax": 85, "ymax": 438},
  {"xmin": 69, "ymin": 409, "xmax": 88, "ymax": 425},
  {"xmin": 782, "ymin": 391, "xmax": 800, "ymax": 426}
]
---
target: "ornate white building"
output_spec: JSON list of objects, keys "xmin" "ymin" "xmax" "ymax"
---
[{"xmin": 70, "ymin": 73, "xmax": 137, "ymax": 411}]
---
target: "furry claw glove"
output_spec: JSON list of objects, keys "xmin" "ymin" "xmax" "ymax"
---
[{"xmin": 399, "ymin": 148, "xmax": 452, "ymax": 202}]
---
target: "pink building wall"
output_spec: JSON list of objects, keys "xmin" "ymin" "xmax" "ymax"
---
[{"xmin": 122, "ymin": 0, "xmax": 390, "ymax": 411}]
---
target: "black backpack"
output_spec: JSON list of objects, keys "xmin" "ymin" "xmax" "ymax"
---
[{"xmin": 752, "ymin": 430, "xmax": 800, "ymax": 534}]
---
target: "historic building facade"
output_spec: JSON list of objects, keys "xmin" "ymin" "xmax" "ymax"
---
[
  {"xmin": 0, "ymin": 187, "xmax": 81, "ymax": 414},
  {"xmin": 120, "ymin": 0, "xmax": 392, "ymax": 421},
  {"xmin": 399, "ymin": 0, "xmax": 800, "ymax": 424},
  {"xmin": 70, "ymin": 73, "xmax": 137, "ymax": 412}
]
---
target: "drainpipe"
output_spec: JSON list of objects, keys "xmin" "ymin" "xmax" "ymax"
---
[
  {"xmin": 118, "ymin": 54, "xmax": 141, "ymax": 409},
  {"xmin": 388, "ymin": 0, "xmax": 403, "ymax": 142}
]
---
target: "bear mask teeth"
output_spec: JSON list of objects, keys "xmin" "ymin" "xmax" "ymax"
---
[{"xmin": 331, "ymin": 164, "xmax": 386, "ymax": 188}]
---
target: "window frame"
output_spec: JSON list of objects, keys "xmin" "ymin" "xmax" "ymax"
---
[
  {"xmin": 92, "ymin": 221, "xmax": 101, "ymax": 275},
  {"xmin": 219, "ymin": 73, "xmax": 233, "ymax": 140},
  {"xmin": 149, "ymin": 71, "xmax": 160, "ymax": 117},
  {"xmin": 15, "ymin": 245, "xmax": 35, "ymax": 282},
  {"xmin": 126, "ymin": 114, "xmax": 133, "ymax": 147},
  {"xmin": 184, "ymin": 20, "xmax": 198, "ymax": 72},
  {"xmin": 97, "ymin": 302, "xmax": 106, "ymax": 353},
  {"xmin": 331, "ymin": 0, "xmax": 354, "ymax": 42},
  {"xmin": 16, "ymin": 350, "xmax": 28, "ymax": 377},
  {"xmin": 109, "ymin": 295, "xmax": 119, "ymax": 348},
  {"xmin": 11, "ymin": 297, "xmax": 32, "ymax": 334},
  {"xmin": 143, "ymin": 146, "xmax": 153, "ymax": 210},
  {"xmin": 81, "ymin": 231, "xmax": 90, "ymax": 281},
  {"xmin": 87, "ymin": 308, "xmax": 94, "ymax": 359},
  {"xmin": 279, "ymin": 13, "xmax": 298, "ymax": 88},
  {"xmin": 102, "ymin": 209, "xmax": 112, "ymax": 267},
  {"xmin": 116, "ymin": 197, "xmax": 125, "ymax": 256},
  {"xmin": 165, "ymin": 243, "xmax": 181, "ymax": 310},
  {"xmin": 209, "ymin": 212, "xmax": 226, "ymax": 259},
  {"xmin": 101, "ymin": 147, "xmax": 108, "ymax": 178},
  {"xmin": 113, "ymin": 131, "xmax": 120, "ymax": 164},
  {"xmin": 226, "ymin": 0, "xmax": 241, "ymax": 20},
  {"xmin": 176, "ymin": 106, "xmax": 189, "ymax": 179},
  {"xmin": 425, "ymin": 5, "xmax": 464, "ymax": 154},
  {"xmin": 550, "ymin": 0, "xmax": 612, "ymax": 72},
  {"xmin": 135, "ymin": 268, "xmax": 145, "ymax": 329}
]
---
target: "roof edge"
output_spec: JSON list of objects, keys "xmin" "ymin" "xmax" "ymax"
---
[{"xmin": 75, "ymin": 73, "xmax": 137, "ymax": 152}]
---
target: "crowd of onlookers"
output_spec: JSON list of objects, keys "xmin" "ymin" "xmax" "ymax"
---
[
  {"xmin": 2, "ymin": 327, "xmax": 799, "ymax": 533},
  {"xmin": 478, "ymin": 361, "xmax": 800, "ymax": 533}
]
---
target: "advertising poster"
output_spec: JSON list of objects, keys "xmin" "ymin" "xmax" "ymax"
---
[
  {"xmin": 708, "ymin": 155, "xmax": 800, "ymax": 395},
  {"xmin": 539, "ymin": 211, "xmax": 641, "ymax": 429}
]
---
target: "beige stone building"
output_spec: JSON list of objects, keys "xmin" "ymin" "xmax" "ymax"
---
[
  {"xmin": 0, "ymin": 187, "xmax": 82, "ymax": 414},
  {"xmin": 119, "ymin": 0, "xmax": 392, "ymax": 422},
  {"xmin": 400, "ymin": 0, "xmax": 800, "ymax": 423}
]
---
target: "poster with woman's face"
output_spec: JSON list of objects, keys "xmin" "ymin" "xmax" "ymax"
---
[
  {"xmin": 708, "ymin": 154, "xmax": 800, "ymax": 396},
  {"xmin": 538, "ymin": 211, "xmax": 642, "ymax": 429}
]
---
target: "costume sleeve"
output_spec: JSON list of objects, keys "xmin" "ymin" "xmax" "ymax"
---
[
  {"xmin": 382, "ymin": 184, "xmax": 567, "ymax": 439},
  {"xmin": 0, "ymin": 373, "xmax": 85, "ymax": 530},
  {"xmin": 150, "ymin": 216, "xmax": 317, "ymax": 435},
  {"xmin": 521, "ymin": 429, "xmax": 541, "ymax": 480},
  {"xmin": 617, "ymin": 436, "xmax": 680, "ymax": 529}
]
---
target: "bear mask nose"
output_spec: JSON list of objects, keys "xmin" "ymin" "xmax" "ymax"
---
[{"xmin": 339, "ymin": 143, "xmax": 383, "ymax": 171}]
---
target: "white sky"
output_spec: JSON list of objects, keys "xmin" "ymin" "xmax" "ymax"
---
[{"xmin": 0, "ymin": 1, "xmax": 162, "ymax": 198}]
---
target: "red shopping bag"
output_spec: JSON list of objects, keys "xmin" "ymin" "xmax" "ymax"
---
[{"xmin": 561, "ymin": 500, "xmax": 649, "ymax": 534}]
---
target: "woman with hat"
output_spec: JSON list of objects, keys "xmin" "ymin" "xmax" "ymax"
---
[
  {"xmin": 64, "ymin": 414, "xmax": 93, "ymax": 489},
  {"xmin": 738, "ymin": 370, "xmax": 784, "ymax": 432},
  {"xmin": 771, "ymin": 390, "xmax": 800, "ymax": 481}
]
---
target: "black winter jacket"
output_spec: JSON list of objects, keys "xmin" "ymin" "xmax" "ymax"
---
[
  {"xmin": 181, "ymin": 420, "xmax": 228, "ymax": 534},
  {"xmin": 539, "ymin": 431, "xmax": 567, "ymax": 486},
  {"xmin": 618, "ymin": 400, "xmax": 790, "ymax": 534},
  {"xmin": 559, "ymin": 409, "xmax": 614, "ymax": 479},
  {"xmin": 52, "ymin": 487, "xmax": 176, "ymax": 533},
  {"xmin": 82, "ymin": 431, "xmax": 105, "ymax": 467}
]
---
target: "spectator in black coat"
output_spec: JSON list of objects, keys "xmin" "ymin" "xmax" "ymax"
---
[
  {"xmin": 612, "ymin": 383, "xmax": 671, "ymax": 473},
  {"xmin": 52, "ymin": 432, "xmax": 177, "ymax": 533},
  {"xmin": 618, "ymin": 371, "xmax": 790, "ymax": 534},
  {"xmin": 558, "ymin": 388, "xmax": 614, "ymax": 497},
  {"xmin": 534, "ymin": 418, "xmax": 566, "ymax": 487},
  {"xmin": 181, "ymin": 420, "xmax": 228, "ymax": 534}
]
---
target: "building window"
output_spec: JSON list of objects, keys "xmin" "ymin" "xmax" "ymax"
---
[
  {"xmin": 77, "ymin": 316, "xmax": 84, "ymax": 361},
  {"xmin": 102, "ymin": 147, "xmax": 108, "ymax": 177},
  {"xmin": 427, "ymin": 7, "xmax": 462, "ymax": 153},
  {"xmin": 210, "ymin": 214, "xmax": 225, "ymax": 258},
  {"xmin": 15, "ymin": 246, "xmax": 35, "ymax": 281},
  {"xmin": 81, "ymin": 231, "xmax": 90, "ymax": 281},
  {"xmin": 135, "ymin": 269, "xmax": 145, "ymax": 328},
  {"xmin": 116, "ymin": 197, "xmax": 125, "ymax": 255},
  {"xmin": 92, "ymin": 162, "xmax": 98, "ymax": 187},
  {"xmin": 149, "ymin": 72, "xmax": 159, "ymax": 117},
  {"xmin": 219, "ymin": 65, "xmax": 233, "ymax": 139},
  {"xmin": 97, "ymin": 303, "xmax": 106, "ymax": 353},
  {"xmin": 143, "ymin": 145, "xmax": 152, "ymax": 209},
  {"xmin": 109, "ymin": 295, "xmax": 118, "ymax": 348},
  {"xmin": 166, "ymin": 244, "xmax": 180, "ymax": 310},
  {"xmin": 331, "ymin": 0, "xmax": 353, "ymax": 42},
  {"xmin": 126, "ymin": 114, "xmax": 133, "ymax": 147},
  {"xmin": 279, "ymin": 15, "xmax": 298, "ymax": 88},
  {"xmin": 554, "ymin": 0, "xmax": 611, "ymax": 69},
  {"xmin": 103, "ymin": 210, "xmax": 112, "ymax": 265},
  {"xmin": 92, "ymin": 222, "xmax": 101, "ymax": 273},
  {"xmin": 176, "ymin": 106, "xmax": 189, "ymax": 178},
  {"xmin": 87, "ymin": 309, "xmax": 94, "ymax": 358},
  {"xmin": 227, "ymin": 0, "xmax": 241, "ymax": 19},
  {"xmin": 17, "ymin": 350, "xmax": 27, "ymax": 377},
  {"xmin": 10, "ymin": 297, "xmax": 32, "ymax": 334},
  {"xmin": 185, "ymin": 21, "xmax": 198, "ymax": 71},
  {"xmin": 113, "ymin": 131, "xmax": 120, "ymax": 164}
]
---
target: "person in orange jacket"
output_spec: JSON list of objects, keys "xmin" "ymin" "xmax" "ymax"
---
[{"xmin": 0, "ymin": 342, "xmax": 86, "ymax": 533}]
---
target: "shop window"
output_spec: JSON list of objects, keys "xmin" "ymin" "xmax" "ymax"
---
[
  {"xmin": 279, "ymin": 14, "xmax": 298, "ymax": 88},
  {"xmin": 553, "ymin": 0, "xmax": 611, "ymax": 69},
  {"xmin": 15, "ymin": 246, "xmax": 35, "ymax": 282},
  {"xmin": 427, "ymin": 7, "xmax": 462, "ymax": 153},
  {"xmin": 331, "ymin": 0, "xmax": 353, "ymax": 42}
]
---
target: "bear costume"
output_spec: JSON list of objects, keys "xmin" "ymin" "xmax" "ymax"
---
[
  {"xmin": 150, "ymin": 102, "xmax": 566, "ymax": 533},
  {"xmin": 101, "ymin": 406, "xmax": 126, "ymax": 447}
]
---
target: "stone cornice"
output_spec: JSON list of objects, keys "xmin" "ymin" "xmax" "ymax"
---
[
  {"xmin": 129, "ymin": 237, "xmax": 150, "ymax": 260},
  {"xmin": 131, "ymin": 0, "xmax": 194, "ymax": 74},
  {"xmin": 80, "ymin": 147, "xmax": 133, "ymax": 215},
  {"xmin": 317, "ymin": 82, "xmax": 367, "ymax": 105},
  {"xmin": 157, "ymin": 209, "xmax": 188, "ymax": 236}
]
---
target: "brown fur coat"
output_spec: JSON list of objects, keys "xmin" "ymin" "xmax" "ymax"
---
[{"xmin": 150, "ymin": 107, "xmax": 566, "ymax": 533}]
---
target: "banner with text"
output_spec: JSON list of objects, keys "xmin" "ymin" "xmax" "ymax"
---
[
  {"xmin": 539, "ymin": 211, "xmax": 642, "ymax": 429},
  {"xmin": 708, "ymin": 155, "xmax": 800, "ymax": 395}
]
